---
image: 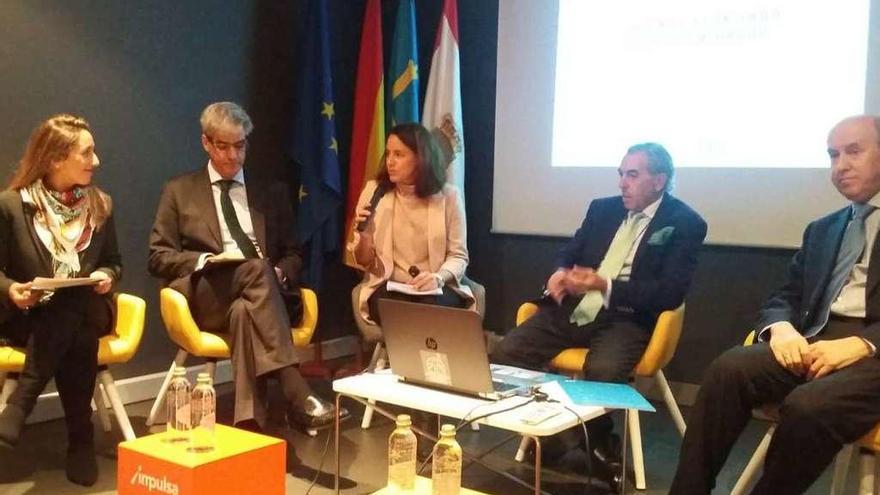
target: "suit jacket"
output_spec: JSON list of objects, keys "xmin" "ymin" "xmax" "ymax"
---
[
  {"xmin": 555, "ymin": 193, "xmax": 708, "ymax": 328},
  {"xmin": 0, "ymin": 189, "xmax": 121, "ymax": 327},
  {"xmin": 148, "ymin": 168, "xmax": 302, "ymax": 290},
  {"xmin": 348, "ymin": 180, "xmax": 474, "ymax": 322},
  {"xmin": 757, "ymin": 206, "xmax": 880, "ymax": 346}
]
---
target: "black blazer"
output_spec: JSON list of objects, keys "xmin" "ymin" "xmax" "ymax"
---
[
  {"xmin": 0, "ymin": 189, "xmax": 122, "ymax": 326},
  {"xmin": 554, "ymin": 193, "xmax": 708, "ymax": 328},
  {"xmin": 148, "ymin": 168, "xmax": 303, "ymax": 287},
  {"xmin": 758, "ymin": 205, "xmax": 880, "ymax": 346}
]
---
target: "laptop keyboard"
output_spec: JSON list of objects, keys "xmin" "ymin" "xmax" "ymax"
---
[{"xmin": 492, "ymin": 380, "xmax": 520, "ymax": 393}]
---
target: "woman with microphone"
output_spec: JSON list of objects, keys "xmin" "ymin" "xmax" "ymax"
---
[
  {"xmin": 349, "ymin": 123, "xmax": 474, "ymax": 326},
  {"xmin": 0, "ymin": 114, "xmax": 121, "ymax": 486}
]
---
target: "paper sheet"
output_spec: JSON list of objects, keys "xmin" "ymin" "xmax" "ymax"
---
[{"xmin": 386, "ymin": 280, "xmax": 443, "ymax": 296}]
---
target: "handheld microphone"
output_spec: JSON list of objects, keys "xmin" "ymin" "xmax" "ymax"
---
[{"xmin": 355, "ymin": 184, "xmax": 387, "ymax": 232}]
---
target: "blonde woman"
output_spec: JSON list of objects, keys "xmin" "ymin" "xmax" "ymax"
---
[{"xmin": 0, "ymin": 114, "xmax": 120, "ymax": 486}]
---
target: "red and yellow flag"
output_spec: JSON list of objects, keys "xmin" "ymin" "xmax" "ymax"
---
[{"xmin": 344, "ymin": 0, "xmax": 385, "ymax": 267}]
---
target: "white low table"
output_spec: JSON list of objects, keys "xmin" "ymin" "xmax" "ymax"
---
[{"xmin": 332, "ymin": 371, "xmax": 625, "ymax": 495}]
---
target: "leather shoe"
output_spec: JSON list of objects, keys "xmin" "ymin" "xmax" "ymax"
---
[
  {"xmin": 287, "ymin": 396, "xmax": 351, "ymax": 430},
  {"xmin": 589, "ymin": 433, "xmax": 625, "ymax": 492}
]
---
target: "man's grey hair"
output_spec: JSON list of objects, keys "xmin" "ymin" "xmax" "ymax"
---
[
  {"xmin": 626, "ymin": 142, "xmax": 675, "ymax": 192},
  {"xmin": 200, "ymin": 102, "xmax": 254, "ymax": 137}
]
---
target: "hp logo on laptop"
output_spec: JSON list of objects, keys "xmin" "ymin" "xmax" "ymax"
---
[{"xmin": 425, "ymin": 338, "xmax": 438, "ymax": 350}]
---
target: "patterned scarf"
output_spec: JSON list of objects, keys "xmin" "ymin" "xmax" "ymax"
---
[{"xmin": 21, "ymin": 179, "xmax": 94, "ymax": 278}]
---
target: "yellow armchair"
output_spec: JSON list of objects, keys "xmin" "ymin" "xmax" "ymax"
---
[
  {"xmin": 0, "ymin": 293, "xmax": 146, "ymax": 442},
  {"xmin": 513, "ymin": 302, "xmax": 687, "ymax": 490},
  {"xmin": 146, "ymin": 287, "xmax": 318, "ymax": 427}
]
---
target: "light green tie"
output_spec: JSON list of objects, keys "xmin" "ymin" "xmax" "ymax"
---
[{"xmin": 570, "ymin": 212, "xmax": 647, "ymax": 326}]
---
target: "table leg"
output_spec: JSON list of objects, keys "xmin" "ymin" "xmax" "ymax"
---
[
  {"xmin": 533, "ymin": 435, "xmax": 542, "ymax": 495},
  {"xmin": 335, "ymin": 393, "xmax": 341, "ymax": 494},
  {"xmin": 621, "ymin": 409, "xmax": 629, "ymax": 495}
]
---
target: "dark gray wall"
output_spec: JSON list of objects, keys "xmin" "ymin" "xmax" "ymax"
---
[
  {"xmin": 0, "ymin": 0, "xmax": 801, "ymax": 386},
  {"xmin": 0, "ymin": 2, "xmax": 260, "ymax": 377}
]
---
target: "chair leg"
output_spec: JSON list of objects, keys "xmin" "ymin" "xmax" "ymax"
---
[
  {"xmin": 146, "ymin": 350, "xmax": 188, "ymax": 426},
  {"xmin": 205, "ymin": 359, "xmax": 217, "ymax": 379},
  {"xmin": 99, "ymin": 369, "xmax": 136, "ymax": 441},
  {"xmin": 731, "ymin": 424, "xmax": 776, "ymax": 495},
  {"xmin": 627, "ymin": 409, "xmax": 646, "ymax": 490},
  {"xmin": 860, "ymin": 447, "xmax": 876, "ymax": 495},
  {"xmin": 0, "ymin": 374, "xmax": 18, "ymax": 412},
  {"xmin": 361, "ymin": 352, "xmax": 387, "ymax": 430},
  {"xmin": 831, "ymin": 444, "xmax": 855, "ymax": 495},
  {"xmin": 515, "ymin": 436, "xmax": 533, "ymax": 462},
  {"xmin": 92, "ymin": 383, "xmax": 112, "ymax": 432},
  {"xmin": 655, "ymin": 369, "xmax": 686, "ymax": 435}
]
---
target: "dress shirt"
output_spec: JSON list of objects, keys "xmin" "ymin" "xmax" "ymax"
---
[
  {"xmin": 195, "ymin": 163, "xmax": 259, "ymax": 270},
  {"xmin": 603, "ymin": 195, "xmax": 663, "ymax": 305}
]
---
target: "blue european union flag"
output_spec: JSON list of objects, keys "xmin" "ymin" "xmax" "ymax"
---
[
  {"xmin": 389, "ymin": 0, "xmax": 419, "ymax": 125},
  {"xmin": 291, "ymin": 0, "xmax": 341, "ymax": 289}
]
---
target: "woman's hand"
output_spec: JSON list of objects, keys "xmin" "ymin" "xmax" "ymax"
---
[
  {"xmin": 9, "ymin": 282, "xmax": 43, "ymax": 310},
  {"xmin": 89, "ymin": 271, "xmax": 113, "ymax": 295},
  {"xmin": 411, "ymin": 272, "xmax": 442, "ymax": 291}
]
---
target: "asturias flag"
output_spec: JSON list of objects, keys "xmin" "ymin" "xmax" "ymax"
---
[
  {"xmin": 291, "ymin": 0, "xmax": 341, "ymax": 288},
  {"xmin": 344, "ymin": 0, "xmax": 385, "ymax": 268},
  {"xmin": 389, "ymin": 0, "xmax": 419, "ymax": 126},
  {"xmin": 422, "ymin": 0, "xmax": 465, "ymax": 195}
]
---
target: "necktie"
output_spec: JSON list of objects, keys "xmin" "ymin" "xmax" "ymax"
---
[
  {"xmin": 806, "ymin": 204, "xmax": 874, "ymax": 336},
  {"xmin": 217, "ymin": 180, "xmax": 259, "ymax": 259},
  {"xmin": 570, "ymin": 212, "xmax": 647, "ymax": 326}
]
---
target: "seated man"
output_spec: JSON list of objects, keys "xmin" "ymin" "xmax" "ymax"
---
[
  {"xmin": 671, "ymin": 115, "xmax": 880, "ymax": 494},
  {"xmin": 492, "ymin": 142, "xmax": 707, "ymax": 488},
  {"xmin": 148, "ymin": 101, "xmax": 348, "ymax": 431}
]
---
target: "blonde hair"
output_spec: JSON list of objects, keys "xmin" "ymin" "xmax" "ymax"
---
[{"xmin": 9, "ymin": 114, "xmax": 112, "ymax": 228}]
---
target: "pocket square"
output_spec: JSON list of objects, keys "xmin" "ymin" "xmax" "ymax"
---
[{"xmin": 648, "ymin": 226, "xmax": 675, "ymax": 245}]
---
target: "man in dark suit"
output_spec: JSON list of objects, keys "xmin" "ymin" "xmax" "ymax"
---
[
  {"xmin": 493, "ymin": 143, "xmax": 707, "ymax": 488},
  {"xmin": 149, "ymin": 101, "xmax": 347, "ymax": 431},
  {"xmin": 670, "ymin": 115, "xmax": 880, "ymax": 494}
]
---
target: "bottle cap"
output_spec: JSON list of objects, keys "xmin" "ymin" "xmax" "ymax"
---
[
  {"xmin": 173, "ymin": 366, "xmax": 186, "ymax": 376},
  {"xmin": 395, "ymin": 414, "xmax": 412, "ymax": 426},
  {"xmin": 196, "ymin": 372, "xmax": 212, "ymax": 384},
  {"xmin": 440, "ymin": 424, "xmax": 456, "ymax": 435}
]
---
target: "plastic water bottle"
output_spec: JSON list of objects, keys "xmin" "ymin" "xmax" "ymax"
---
[
  {"xmin": 188, "ymin": 372, "xmax": 216, "ymax": 453},
  {"xmin": 165, "ymin": 366, "xmax": 191, "ymax": 443},
  {"xmin": 388, "ymin": 414, "xmax": 417, "ymax": 491},
  {"xmin": 431, "ymin": 424, "xmax": 462, "ymax": 495}
]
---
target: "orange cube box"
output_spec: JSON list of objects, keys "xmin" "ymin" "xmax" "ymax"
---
[{"xmin": 118, "ymin": 424, "xmax": 285, "ymax": 495}]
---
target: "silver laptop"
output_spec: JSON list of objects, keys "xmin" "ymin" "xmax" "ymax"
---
[{"xmin": 378, "ymin": 299, "xmax": 535, "ymax": 400}]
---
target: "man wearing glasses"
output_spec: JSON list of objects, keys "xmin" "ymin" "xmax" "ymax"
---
[{"xmin": 149, "ymin": 102, "xmax": 348, "ymax": 436}]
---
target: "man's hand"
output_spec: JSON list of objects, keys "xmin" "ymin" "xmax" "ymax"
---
[
  {"xmin": 805, "ymin": 337, "xmax": 872, "ymax": 380},
  {"xmin": 768, "ymin": 322, "xmax": 811, "ymax": 376},
  {"xmin": 545, "ymin": 269, "xmax": 569, "ymax": 304},
  {"xmin": 563, "ymin": 265, "xmax": 608, "ymax": 296},
  {"xmin": 89, "ymin": 271, "xmax": 113, "ymax": 295},
  {"xmin": 410, "ymin": 272, "xmax": 441, "ymax": 291},
  {"xmin": 8, "ymin": 282, "xmax": 42, "ymax": 310}
]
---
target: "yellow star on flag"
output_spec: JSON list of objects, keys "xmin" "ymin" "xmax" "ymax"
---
[
  {"xmin": 298, "ymin": 185, "xmax": 308, "ymax": 202},
  {"xmin": 321, "ymin": 102, "xmax": 335, "ymax": 120},
  {"xmin": 329, "ymin": 137, "xmax": 338, "ymax": 154}
]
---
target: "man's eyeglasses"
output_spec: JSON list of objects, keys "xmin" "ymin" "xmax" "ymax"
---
[{"xmin": 206, "ymin": 135, "xmax": 248, "ymax": 153}]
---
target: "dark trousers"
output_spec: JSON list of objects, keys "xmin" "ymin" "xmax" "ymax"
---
[
  {"xmin": 171, "ymin": 258, "xmax": 306, "ymax": 426},
  {"xmin": 491, "ymin": 299, "xmax": 652, "ymax": 441},
  {"xmin": 367, "ymin": 285, "xmax": 468, "ymax": 325},
  {"xmin": 1, "ymin": 288, "xmax": 112, "ymax": 446},
  {"xmin": 670, "ymin": 319, "xmax": 880, "ymax": 495}
]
